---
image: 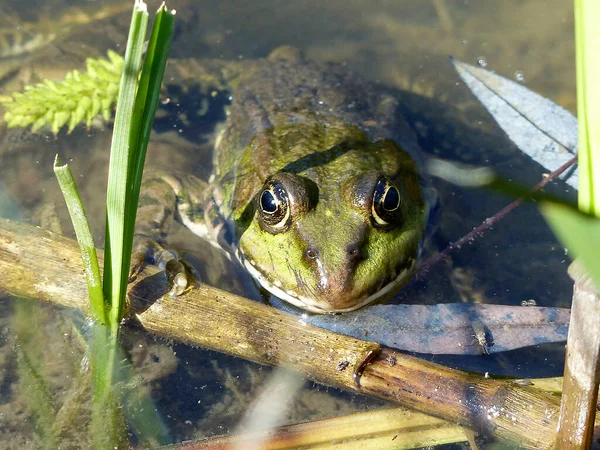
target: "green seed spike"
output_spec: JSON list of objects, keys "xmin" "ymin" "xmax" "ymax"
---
[
  {"xmin": 52, "ymin": 111, "xmax": 70, "ymax": 135},
  {"xmin": 70, "ymin": 96, "xmax": 92, "ymax": 132},
  {"xmin": 91, "ymin": 95, "xmax": 102, "ymax": 119},
  {"xmin": 0, "ymin": 50, "xmax": 124, "ymax": 134}
]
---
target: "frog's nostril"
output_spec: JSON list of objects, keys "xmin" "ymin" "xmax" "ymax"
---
[
  {"xmin": 347, "ymin": 243, "xmax": 362, "ymax": 261},
  {"xmin": 305, "ymin": 248, "xmax": 318, "ymax": 260}
]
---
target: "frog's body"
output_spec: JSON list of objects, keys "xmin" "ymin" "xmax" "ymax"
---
[{"xmin": 139, "ymin": 48, "xmax": 427, "ymax": 313}]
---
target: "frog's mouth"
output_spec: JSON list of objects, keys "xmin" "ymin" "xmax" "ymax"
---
[{"xmin": 235, "ymin": 248, "xmax": 415, "ymax": 313}]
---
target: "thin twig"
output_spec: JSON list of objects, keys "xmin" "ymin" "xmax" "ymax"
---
[{"xmin": 417, "ymin": 156, "xmax": 578, "ymax": 278}]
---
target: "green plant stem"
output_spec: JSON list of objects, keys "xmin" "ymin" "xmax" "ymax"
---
[
  {"xmin": 53, "ymin": 155, "xmax": 105, "ymax": 324},
  {"xmin": 90, "ymin": 323, "xmax": 128, "ymax": 449}
]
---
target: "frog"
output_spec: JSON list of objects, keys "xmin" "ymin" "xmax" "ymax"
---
[{"xmin": 133, "ymin": 46, "xmax": 429, "ymax": 314}]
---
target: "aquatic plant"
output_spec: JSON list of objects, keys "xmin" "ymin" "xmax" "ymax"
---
[
  {"xmin": 2, "ymin": 50, "xmax": 123, "ymax": 134},
  {"xmin": 53, "ymin": 0, "xmax": 175, "ymax": 446}
]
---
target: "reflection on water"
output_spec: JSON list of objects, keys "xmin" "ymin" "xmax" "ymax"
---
[{"xmin": 0, "ymin": 0, "xmax": 575, "ymax": 447}]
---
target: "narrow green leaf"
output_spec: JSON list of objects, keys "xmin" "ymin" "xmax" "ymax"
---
[
  {"xmin": 135, "ymin": 4, "xmax": 176, "ymax": 171},
  {"xmin": 103, "ymin": 0, "xmax": 149, "ymax": 329},
  {"xmin": 541, "ymin": 201, "xmax": 600, "ymax": 290},
  {"xmin": 574, "ymin": 0, "xmax": 600, "ymax": 216},
  {"xmin": 121, "ymin": 4, "xmax": 176, "ymax": 299},
  {"xmin": 53, "ymin": 155, "xmax": 105, "ymax": 324}
]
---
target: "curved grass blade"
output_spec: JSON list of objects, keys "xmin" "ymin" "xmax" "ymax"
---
[{"xmin": 53, "ymin": 154, "xmax": 105, "ymax": 324}]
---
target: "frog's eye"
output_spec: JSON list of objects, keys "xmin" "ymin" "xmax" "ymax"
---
[
  {"xmin": 371, "ymin": 179, "xmax": 403, "ymax": 229},
  {"xmin": 258, "ymin": 181, "xmax": 292, "ymax": 232}
]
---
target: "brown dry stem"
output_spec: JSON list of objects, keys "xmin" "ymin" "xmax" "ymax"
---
[
  {"xmin": 555, "ymin": 260, "xmax": 600, "ymax": 449},
  {"xmin": 166, "ymin": 407, "xmax": 468, "ymax": 450}
]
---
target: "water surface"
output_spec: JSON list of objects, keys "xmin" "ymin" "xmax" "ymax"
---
[{"xmin": 0, "ymin": 1, "xmax": 575, "ymax": 447}]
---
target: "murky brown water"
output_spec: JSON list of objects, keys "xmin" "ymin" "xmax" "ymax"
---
[{"xmin": 0, "ymin": 1, "xmax": 575, "ymax": 448}]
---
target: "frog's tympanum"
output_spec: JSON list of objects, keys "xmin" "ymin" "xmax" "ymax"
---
[{"xmin": 136, "ymin": 47, "xmax": 427, "ymax": 313}]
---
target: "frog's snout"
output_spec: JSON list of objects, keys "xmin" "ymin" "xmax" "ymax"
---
[{"xmin": 302, "ymin": 242, "xmax": 366, "ymax": 311}]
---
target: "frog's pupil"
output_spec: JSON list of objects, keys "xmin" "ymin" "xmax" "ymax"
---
[
  {"xmin": 261, "ymin": 190, "xmax": 278, "ymax": 213},
  {"xmin": 383, "ymin": 186, "xmax": 400, "ymax": 211}
]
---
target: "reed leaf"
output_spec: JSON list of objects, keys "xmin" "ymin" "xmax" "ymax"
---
[{"xmin": 575, "ymin": 0, "xmax": 600, "ymax": 216}]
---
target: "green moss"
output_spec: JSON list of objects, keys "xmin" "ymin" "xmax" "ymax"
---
[{"xmin": 2, "ymin": 50, "xmax": 123, "ymax": 134}]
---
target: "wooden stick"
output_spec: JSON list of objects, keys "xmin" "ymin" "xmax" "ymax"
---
[
  {"xmin": 555, "ymin": 260, "xmax": 600, "ymax": 449},
  {"xmin": 0, "ymin": 219, "xmax": 562, "ymax": 448}
]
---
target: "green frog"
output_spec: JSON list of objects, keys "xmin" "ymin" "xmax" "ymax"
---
[{"xmin": 134, "ymin": 47, "xmax": 428, "ymax": 313}]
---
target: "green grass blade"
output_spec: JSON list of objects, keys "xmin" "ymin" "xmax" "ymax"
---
[
  {"xmin": 103, "ymin": 0, "xmax": 149, "ymax": 329},
  {"xmin": 53, "ymin": 155, "xmax": 105, "ymax": 324},
  {"xmin": 131, "ymin": 3, "xmax": 176, "ymax": 183},
  {"xmin": 122, "ymin": 5, "xmax": 176, "ymax": 284},
  {"xmin": 574, "ymin": 0, "xmax": 600, "ymax": 216}
]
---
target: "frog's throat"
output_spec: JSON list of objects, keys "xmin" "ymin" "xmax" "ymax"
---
[{"xmin": 235, "ymin": 248, "xmax": 415, "ymax": 314}]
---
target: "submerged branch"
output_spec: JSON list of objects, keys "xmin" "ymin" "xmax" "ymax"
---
[
  {"xmin": 0, "ymin": 219, "xmax": 565, "ymax": 448},
  {"xmin": 167, "ymin": 407, "xmax": 469, "ymax": 450}
]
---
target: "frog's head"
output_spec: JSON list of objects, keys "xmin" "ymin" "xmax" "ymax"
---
[{"xmin": 233, "ymin": 129, "xmax": 426, "ymax": 313}]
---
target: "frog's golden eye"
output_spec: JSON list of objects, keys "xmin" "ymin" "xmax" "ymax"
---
[
  {"xmin": 258, "ymin": 181, "xmax": 292, "ymax": 232},
  {"xmin": 371, "ymin": 179, "xmax": 403, "ymax": 229}
]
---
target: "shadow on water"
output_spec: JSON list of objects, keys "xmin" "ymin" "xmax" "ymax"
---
[{"xmin": 417, "ymin": 342, "xmax": 567, "ymax": 379}]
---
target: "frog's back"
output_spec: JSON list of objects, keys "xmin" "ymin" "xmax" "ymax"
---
[{"xmin": 215, "ymin": 47, "xmax": 422, "ymax": 185}]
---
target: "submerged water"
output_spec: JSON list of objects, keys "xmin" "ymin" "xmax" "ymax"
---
[{"xmin": 0, "ymin": 0, "xmax": 575, "ymax": 448}]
